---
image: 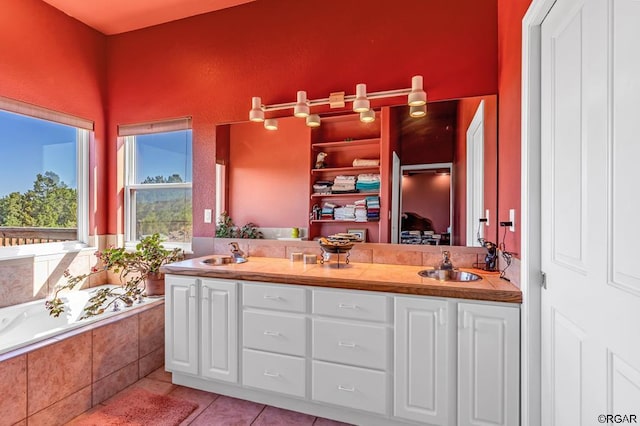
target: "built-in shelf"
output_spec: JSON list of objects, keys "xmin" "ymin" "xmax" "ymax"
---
[
  {"xmin": 311, "ymin": 192, "xmax": 379, "ymax": 199},
  {"xmin": 311, "ymin": 138, "xmax": 380, "ymax": 151},
  {"xmin": 310, "ymin": 219, "xmax": 378, "ymax": 224},
  {"xmin": 311, "ymin": 166, "xmax": 380, "ymax": 175}
]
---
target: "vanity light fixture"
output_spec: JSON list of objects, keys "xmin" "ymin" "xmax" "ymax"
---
[
  {"xmin": 360, "ymin": 109, "xmax": 376, "ymax": 123},
  {"xmin": 407, "ymin": 75, "xmax": 427, "ymax": 106},
  {"xmin": 264, "ymin": 118, "xmax": 278, "ymax": 130},
  {"xmin": 410, "ymin": 104, "xmax": 427, "ymax": 118},
  {"xmin": 249, "ymin": 75, "xmax": 426, "ymax": 129},
  {"xmin": 306, "ymin": 114, "xmax": 321, "ymax": 127},
  {"xmin": 293, "ymin": 91, "xmax": 310, "ymax": 118},
  {"xmin": 249, "ymin": 96, "xmax": 265, "ymax": 122},
  {"xmin": 352, "ymin": 83, "xmax": 370, "ymax": 113}
]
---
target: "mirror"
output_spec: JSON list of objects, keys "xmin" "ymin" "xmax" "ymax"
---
[{"xmin": 215, "ymin": 94, "xmax": 497, "ymax": 246}]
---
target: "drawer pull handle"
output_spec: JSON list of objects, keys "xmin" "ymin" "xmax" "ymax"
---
[
  {"xmin": 338, "ymin": 303, "xmax": 357, "ymax": 309},
  {"xmin": 263, "ymin": 371, "xmax": 280, "ymax": 378},
  {"xmin": 337, "ymin": 385, "xmax": 355, "ymax": 392},
  {"xmin": 338, "ymin": 341, "xmax": 357, "ymax": 348},
  {"xmin": 263, "ymin": 295, "xmax": 281, "ymax": 300},
  {"xmin": 263, "ymin": 330, "xmax": 281, "ymax": 336}
]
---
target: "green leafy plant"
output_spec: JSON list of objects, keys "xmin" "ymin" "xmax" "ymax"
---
[
  {"xmin": 215, "ymin": 212, "xmax": 263, "ymax": 239},
  {"xmin": 45, "ymin": 233, "xmax": 183, "ymax": 319}
]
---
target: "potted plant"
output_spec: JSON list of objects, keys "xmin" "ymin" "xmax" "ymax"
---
[{"xmin": 46, "ymin": 233, "xmax": 183, "ymax": 319}]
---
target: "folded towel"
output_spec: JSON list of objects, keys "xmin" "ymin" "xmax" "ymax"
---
[{"xmin": 353, "ymin": 158, "xmax": 380, "ymax": 167}]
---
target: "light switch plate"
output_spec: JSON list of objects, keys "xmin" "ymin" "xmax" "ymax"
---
[
  {"xmin": 509, "ymin": 209, "xmax": 515, "ymax": 232},
  {"xmin": 485, "ymin": 209, "xmax": 490, "ymax": 227},
  {"xmin": 204, "ymin": 209, "xmax": 212, "ymax": 224}
]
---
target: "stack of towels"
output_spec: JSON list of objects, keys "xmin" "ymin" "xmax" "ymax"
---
[
  {"xmin": 356, "ymin": 174, "xmax": 380, "ymax": 193},
  {"xmin": 331, "ymin": 175, "xmax": 356, "ymax": 193},
  {"xmin": 313, "ymin": 180, "xmax": 333, "ymax": 194},
  {"xmin": 354, "ymin": 199, "xmax": 368, "ymax": 222},
  {"xmin": 365, "ymin": 196, "xmax": 380, "ymax": 221},
  {"xmin": 334, "ymin": 205, "xmax": 356, "ymax": 221},
  {"xmin": 321, "ymin": 202, "xmax": 336, "ymax": 219}
]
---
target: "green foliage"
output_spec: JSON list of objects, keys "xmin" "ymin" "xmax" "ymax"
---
[
  {"xmin": 0, "ymin": 171, "xmax": 77, "ymax": 227},
  {"xmin": 215, "ymin": 212, "xmax": 263, "ymax": 239},
  {"xmin": 46, "ymin": 233, "xmax": 184, "ymax": 319}
]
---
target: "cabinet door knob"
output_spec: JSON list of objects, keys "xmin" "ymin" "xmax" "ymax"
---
[
  {"xmin": 337, "ymin": 385, "xmax": 355, "ymax": 392},
  {"xmin": 189, "ymin": 285, "xmax": 196, "ymax": 298},
  {"xmin": 439, "ymin": 308, "xmax": 446, "ymax": 326}
]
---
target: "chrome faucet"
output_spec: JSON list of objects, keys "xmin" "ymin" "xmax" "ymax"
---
[
  {"xmin": 229, "ymin": 242, "xmax": 248, "ymax": 263},
  {"xmin": 439, "ymin": 250, "xmax": 454, "ymax": 270}
]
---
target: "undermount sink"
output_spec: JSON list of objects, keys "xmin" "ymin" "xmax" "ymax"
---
[{"xmin": 418, "ymin": 269, "xmax": 482, "ymax": 282}]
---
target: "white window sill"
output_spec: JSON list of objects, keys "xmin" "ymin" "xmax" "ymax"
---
[{"xmin": 124, "ymin": 241, "xmax": 193, "ymax": 255}]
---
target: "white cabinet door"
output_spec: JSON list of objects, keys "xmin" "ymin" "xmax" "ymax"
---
[
  {"xmin": 165, "ymin": 274, "xmax": 199, "ymax": 375},
  {"xmin": 394, "ymin": 296, "xmax": 452, "ymax": 425},
  {"xmin": 201, "ymin": 278, "xmax": 237, "ymax": 382},
  {"xmin": 458, "ymin": 302, "xmax": 520, "ymax": 426}
]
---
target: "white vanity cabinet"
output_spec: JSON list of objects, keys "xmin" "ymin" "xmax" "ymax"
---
[
  {"xmin": 165, "ymin": 275, "xmax": 238, "ymax": 382},
  {"xmin": 241, "ymin": 282, "xmax": 307, "ymax": 398},
  {"xmin": 165, "ymin": 274, "xmax": 520, "ymax": 426},
  {"xmin": 394, "ymin": 296, "xmax": 455, "ymax": 425},
  {"xmin": 165, "ymin": 275, "xmax": 199, "ymax": 375},
  {"xmin": 458, "ymin": 302, "xmax": 520, "ymax": 426},
  {"xmin": 311, "ymin": 288, "xmax": 391, "ymax": 415}
]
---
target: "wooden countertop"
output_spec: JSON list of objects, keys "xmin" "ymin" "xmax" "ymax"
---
[{"xmin": 162, "ymin": 256, "xmax": 522, "ymax": 304}]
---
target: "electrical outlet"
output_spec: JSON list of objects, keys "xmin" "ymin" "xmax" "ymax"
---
[
  {"xmin": 509, "ymin": 209, "xmax": 515, "ymax": 232},
  {"xmin": 485, "ymin": 209, "xmax": 490, "ymax": 227},
  {"xmin": 204, "ymin": 209, "xmax": 212, "ymax": 224}
]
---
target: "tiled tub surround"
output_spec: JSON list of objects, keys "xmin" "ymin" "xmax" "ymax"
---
[
  {"xmin": 0, "ymin": 244, "xmax": 107, "ymax": 309},
  {"xmin": 0, "ymin": 298, "xmax": 164, "ymax": 425},
  {"xmin": 0, "ymin": 285, "xmax": 159, "ymax": 356}
]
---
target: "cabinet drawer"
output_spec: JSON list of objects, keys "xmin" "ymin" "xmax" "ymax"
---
[
  {"xmin": 312, "ymin": 360, "xmax": 387, "ymax": 415},
  {"xmin": 313, "ymin": 289, "xmax": 389, "ymax": 322},
  {"xmin": 243, "ymin": 283, "xmax": 306, "ymax": 313},
  {"xmin": 242, "ymin": 349, "xmax": 305, "ymax": 398},
  {"xmin": 312, "ymin": 319, "xmax": 388, "ymax": 370},
  {"xmin": 243, "ymin": 311, "xmax": 306, "ymax": 356}
]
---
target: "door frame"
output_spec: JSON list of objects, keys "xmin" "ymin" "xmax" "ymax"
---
[
  {"xmin": 390, "ymin": 162, "xmax": 453, "ymax": 244},
  {"xmin": 466, "ymin": 100, "xmax": 485, "ymax": 246},
  {"xmin": 521, "ymin": 1, "xmax": 557, "ymax": 426}
]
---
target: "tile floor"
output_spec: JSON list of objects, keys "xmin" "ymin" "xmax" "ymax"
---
[{"xmin": 67, "ymin": 366, "xmax": 352, "ymax": 425}]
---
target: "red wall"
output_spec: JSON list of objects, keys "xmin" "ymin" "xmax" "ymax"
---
[
  {"xmin": 106, "ymin": 0, "xmax": 499, "ymax": 237},
  {"xmin": 228, "ymin": 117, "xmax": 310, "ymax": 228},
  {"xmin": 0, "ymin": 0, "xmax": 108, "ymax": 236},
  {"xmin": 497, "ymin": 0, "xmax": 532, "ymax": 256}
]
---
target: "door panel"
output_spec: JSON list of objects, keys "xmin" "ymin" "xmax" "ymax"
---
[{"xmin": 541, "ymin": 1, "xmax": 640, "ymax": 425}]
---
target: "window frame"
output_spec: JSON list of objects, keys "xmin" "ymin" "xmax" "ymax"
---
[
  {"xmin": 121, "ymin": 118, "xmax": 193, "ymax": 252},
  {"xmin": 0, "ymin": 97, "xmax": 92, "ymax": 260}
]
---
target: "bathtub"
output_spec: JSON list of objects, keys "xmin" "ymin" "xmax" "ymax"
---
[{"xmin": 0, "ymin": 285, "xmax": 160, "ymax": 356}]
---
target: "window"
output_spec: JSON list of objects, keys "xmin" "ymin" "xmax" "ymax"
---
[
  {"xmin": 0, "ymin": 97, "xmax": 90, "ymax": 257},
  {"xmin": 121, "ymin": 118, "xmax": 192, "ymax": 249}
]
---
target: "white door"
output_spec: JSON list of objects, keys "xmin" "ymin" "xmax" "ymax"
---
[
  {"xmin": 466, "ymin": 101, "xmax": 485, "ymax": 246},
  {"xmin": 458, "ymin": 302, "xmax": 520, "ymax": 426},
  {"xmin": 165, "ymin": 274, "xmax": 199, "ymax": 375},
  {"xmin": 201, "ymin": 278, "xmax": 238, "ymax": 382},
  {"xmin": 394, "ymin": 297, "xmax": 453, "ymax": 425},
  {"xmin": 541, "ymin": 1, "xmax": 640, "ymax": 425}
]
